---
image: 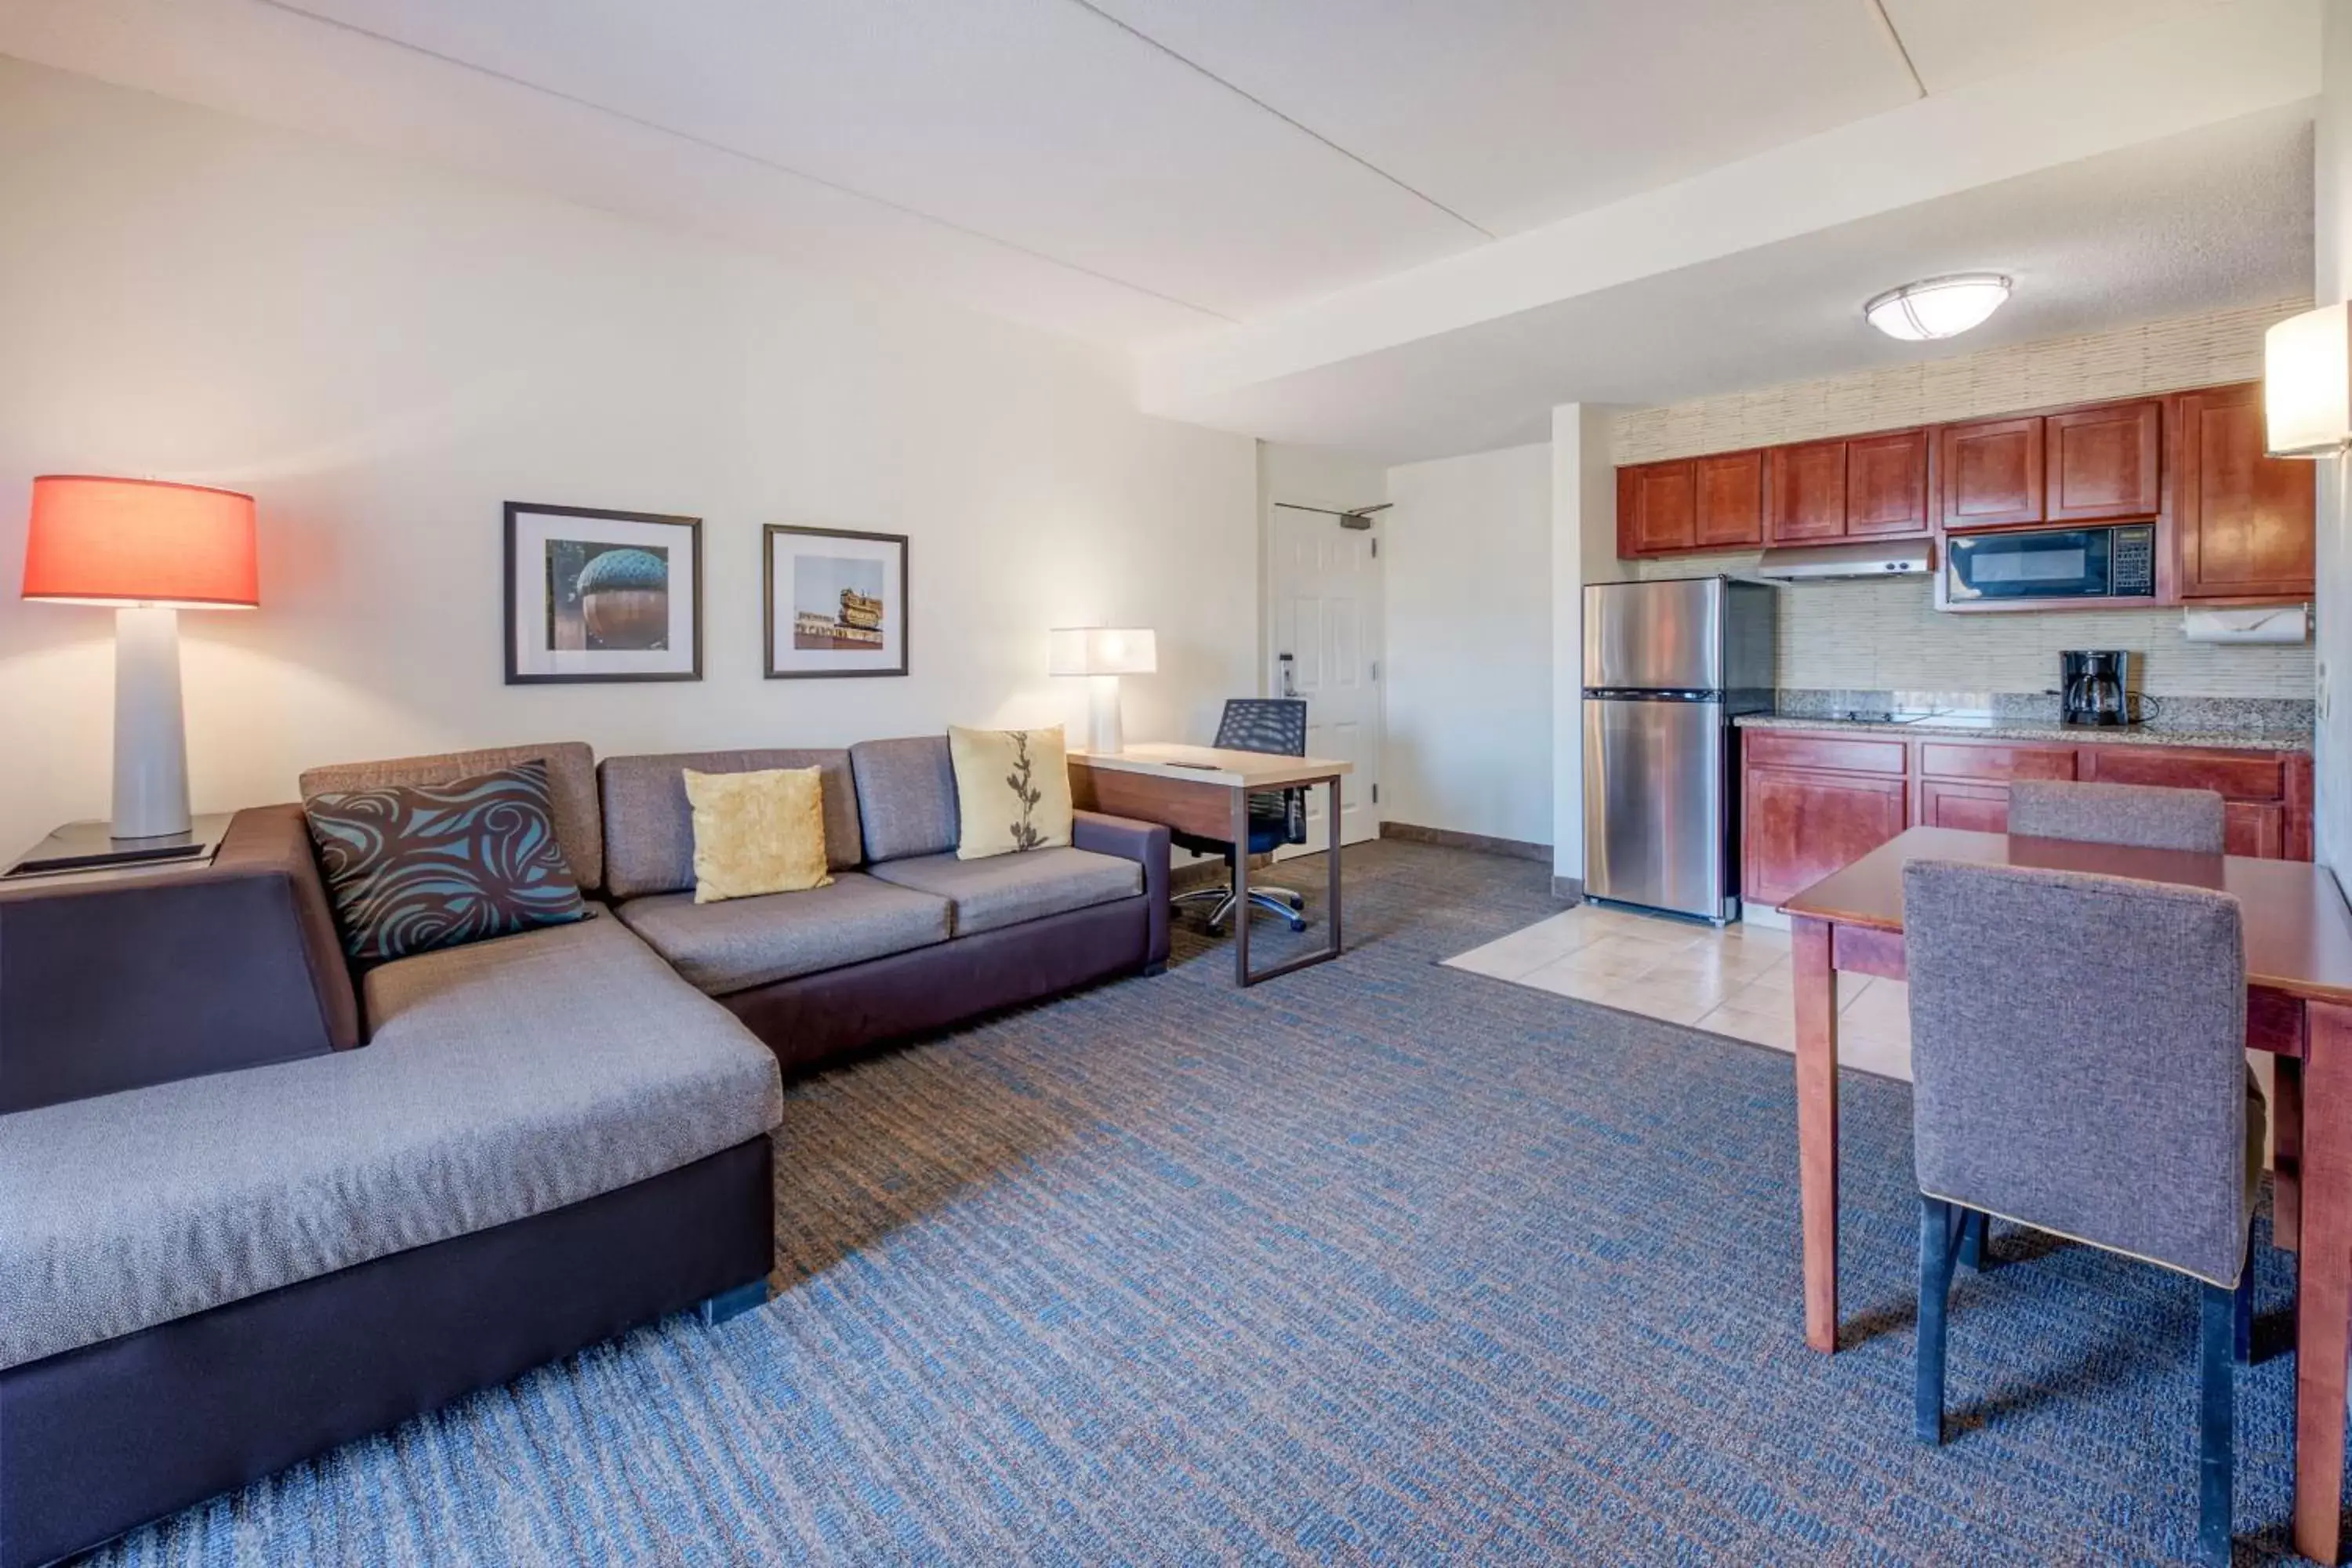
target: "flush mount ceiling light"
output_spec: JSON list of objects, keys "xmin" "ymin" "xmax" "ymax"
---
[{"xmin": 1864, "ymin": 274, "xmax": 2012, "ymax": 341}]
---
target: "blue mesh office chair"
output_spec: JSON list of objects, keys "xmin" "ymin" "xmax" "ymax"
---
[{"xmin": 1170, "ymin": 699, "xmax": 1309, "ymax": 934}]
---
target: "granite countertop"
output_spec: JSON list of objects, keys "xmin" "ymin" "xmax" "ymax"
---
[{"xmin": 1733, "ymin": 712, "xmax": 2311, "ymax": 753}]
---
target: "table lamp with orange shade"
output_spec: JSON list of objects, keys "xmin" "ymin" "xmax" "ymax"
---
[{"xmin": 13, "ymin": 475, "xmax": 258, "ymax": 874}]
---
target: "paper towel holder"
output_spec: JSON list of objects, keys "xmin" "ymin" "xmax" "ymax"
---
[{"xmin": 2181, "ymin": 604, "xmax": 2309, "ymax": 644}]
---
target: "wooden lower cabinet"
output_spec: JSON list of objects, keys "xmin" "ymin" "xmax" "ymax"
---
[
  {"xmin": 1741, "ymin": 729, "xmax": 2311, "ymax": 910},
  {"xmin": 1919, "ymin": 779, "xmax": 2010, "ymax": 833},
  {"xmin": 1742, "ymin": 767, "xmax": 1907, "ymax": 909},
  {"xmin": 2227, "ymin": 801, "xmax": 2287, "ymax": 859}
]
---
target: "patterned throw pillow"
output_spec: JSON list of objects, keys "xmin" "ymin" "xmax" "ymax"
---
[
  {"xmin": 946, "ymin": 724, "xmax": 1073, "ymax": 860},
  {"xmin": 303, "ymin": 760, "xmax": 587, "ymax": 961}
]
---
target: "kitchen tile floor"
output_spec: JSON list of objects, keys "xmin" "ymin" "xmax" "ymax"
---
[{"xmin": 1445, "ymin": 902, "xmax": 1915, "ymax": 1081}]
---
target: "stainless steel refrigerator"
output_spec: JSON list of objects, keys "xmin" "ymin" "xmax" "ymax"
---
[{"xmin": 1581, "ymin": 576, "xmax": 1776, "ymax": 923}]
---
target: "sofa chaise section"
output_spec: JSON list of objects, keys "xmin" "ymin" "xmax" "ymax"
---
[{"xmin": 0, "ymin": 906, "xmax": 782, "ymax": 1568}]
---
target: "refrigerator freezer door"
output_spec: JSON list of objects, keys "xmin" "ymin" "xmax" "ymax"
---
[
  {"xmin": 1582, "ymin": 697, "xmax": 1726, "ymax": 919},
  {"xmin": 1583, "ymin": 578, "xmax": 1726, "ymax": 691}
]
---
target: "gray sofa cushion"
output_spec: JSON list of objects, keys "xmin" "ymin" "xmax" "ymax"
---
[
  {"xmin": 850, "ymin": 736, "xmax": 960, "ymax": 863},
  {"xmin": 601, "ymin": 748, "xmax": 862, "ymax": 898},
  {"xmin": 615, "ymin": 873, "xmax": 951, "ymax": 995},
  {"xmin": 301, "ymin": 742, "xmax": 604, "ymax": 893},
  {"xmin": 867, "ymin": 847, "xmax": 1142, "ymax": 936},
  {"xmin": 0, "ymin": 913, "xmax": 780, "ymax": 1370}
]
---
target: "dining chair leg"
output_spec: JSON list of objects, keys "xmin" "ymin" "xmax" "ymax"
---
[
  {"xmin": 1917, "ymin": 1194, "xmax": 1957, "ymax": 1446},
  {"xmin": 2234, "ymin": 1239, "xmax": 2255, "ymax": 1366},
  {"xmin": 1957, "ymin": 1208, "xmax": 1989, "ymax": 1272},
  {"xmin": 2200, "ymin": 1280, "xmax": 2237, "ymax": 1566}
]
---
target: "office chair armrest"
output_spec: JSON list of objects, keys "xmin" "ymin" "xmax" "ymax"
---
[{"xmin": 1073, "ymin": 810, "xmax": 1171, "ymax": 970}]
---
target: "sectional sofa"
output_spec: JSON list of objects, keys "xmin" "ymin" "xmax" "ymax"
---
[{"xmin": 0, "ymin": 735, "xmax": 1171, "ymax": 1568}]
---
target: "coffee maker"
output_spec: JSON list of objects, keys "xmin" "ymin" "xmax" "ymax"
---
[{"xmin": 2061, "ymin": 649, "xmax": 2131, "ymax": 727}]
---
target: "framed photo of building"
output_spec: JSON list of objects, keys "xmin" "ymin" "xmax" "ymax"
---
[
  {"xmin": 505, "ymin": 502, "xmax": 703, "ymax": 684},
  {"xmin": 763, "ymin": 524, "xmax": 909, "ymax": 679}
]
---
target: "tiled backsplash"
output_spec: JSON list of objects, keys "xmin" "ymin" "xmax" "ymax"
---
[
  {"xmin": 1613, "ymin": 297, "xmax": 2317, "ymax": 703},
  {"xmin": 1638, "ymin": 561, "xmax": 2314, "ymax": 697}
]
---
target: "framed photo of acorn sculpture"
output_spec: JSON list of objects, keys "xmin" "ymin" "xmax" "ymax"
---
[
  {"xmin": 763, "ymin": 524, "xmax": 909, "ymax": 679},
  {"xmin": 504, "ymin": 502, "xmax": 703, "ymax": 684}
]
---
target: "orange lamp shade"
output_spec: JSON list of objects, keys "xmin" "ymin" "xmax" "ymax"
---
[{"xmin": 21, "ymin": 475, "xmax": 259, "ymax": 608}]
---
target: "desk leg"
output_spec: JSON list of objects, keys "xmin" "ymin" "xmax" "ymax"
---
[
  {"xmin": 1230, "ymin": 784, "xmax": 1251, "ymax": 988},
  {"xmin": 1325, "ymin": 775, "xmax": 1343, "ymax": 956},
  {"xmin": 2296, "ymin": 1000, "xmax": 2352, "ymax": 1563},
  {"xmin": 1793, "ymin": 915, "xmax": 1841, "ymax": 1354}
]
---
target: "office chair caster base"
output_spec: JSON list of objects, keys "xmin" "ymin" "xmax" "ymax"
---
[{"xmin": 1197, "ymin": 887, "xmax": 1309, "ymax": 935}]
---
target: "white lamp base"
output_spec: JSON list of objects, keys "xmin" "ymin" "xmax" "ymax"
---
[
  {"xmin": 1087, "ymin": 673, "xmax": 1126, "ymax": 755},
  {"xmin": 112, "ymin": 604, "xmax": 192, "ymax": 840}
]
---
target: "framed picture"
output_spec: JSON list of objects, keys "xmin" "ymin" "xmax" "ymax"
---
[
  {"xmin": 505, "ymin": 502, "xmax": 702, "ymax": 684},
  {"xmin": 764, "ymin": 524, "xmax": 909, "ymax": 679}
]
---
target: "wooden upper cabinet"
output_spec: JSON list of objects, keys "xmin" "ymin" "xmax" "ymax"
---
[
  {"xmin": 1940, "ymin": 415, "xmax": 2045, "ymax": 529},
  {"xmin": 1767, "ymin": 440, "xmax": 1847, "ymax": 543},
  {"xmin": 1617, "ymin": 460, "xmax": 1697, "ymax": 557},
  {"xmin": 2173, "ymin": 382, "xmax": 2316, "ymax": 601},
  {"xmin": 1844, "ymin": 428, "xmax": 1931, "ymax": 537},
  {"xmin": 1692, "ymin": 450, "xmax": 1766, "ymax": 549},
  {"xmin": 2045, "ymin": 401, "xmax": 2161, "ymax": 522}
]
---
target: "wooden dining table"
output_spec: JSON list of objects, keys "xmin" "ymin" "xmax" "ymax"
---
[{"xmin": 1780, "ymin": 826, "xmax": 2352, "ymax": 1563}]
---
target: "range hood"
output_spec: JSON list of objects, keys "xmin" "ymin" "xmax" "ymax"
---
[{"xmin": 1753, "ymin": 539, "xmax": 1931, "ymax": 583}]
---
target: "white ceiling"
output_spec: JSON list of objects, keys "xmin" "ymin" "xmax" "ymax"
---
[
  {"xmin": 1078, "ymin": 0, "xmax": 1916, "ymax": 239},
  {"xmin": 0, "ymin": 0, "xmax": 2317, "ymax": 458},
  {"xmin": 0, "ymin": 0, "xmax": 2260, "ymax": 339},
  {"xmin": 1163, "ymin": 107, "xmax": 2315, "ymax": 463}
]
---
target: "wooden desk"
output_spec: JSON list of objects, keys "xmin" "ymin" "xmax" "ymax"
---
[
  {"xmin": 1781, "ymin": 826, "xmax": 2352, "ymax": 1562},
  {"xmin": 1067, "ymin": 744, "xmax": 1351, "ymax": 987}
]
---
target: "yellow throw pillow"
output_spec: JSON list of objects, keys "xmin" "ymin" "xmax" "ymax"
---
[
  {"xmin": 947, "ymin": 724, "xmax": 1073, "ymax": 860},
  {"xmin": 682, "ymin": 766, "xmax": 833, "ymax": 904}
]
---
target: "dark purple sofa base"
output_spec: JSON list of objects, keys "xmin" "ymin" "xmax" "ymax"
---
[
  {"xmin": 724, "ymin": 892, "xmax": 1156, "ymax": 1074},
  {"xmin": 0, "ymin": 1137, "xmax": 773, "ymax": 1568},
  {"xmin": 719, "ymin": 812, "xmax": 1174, "ymax": 1076}
]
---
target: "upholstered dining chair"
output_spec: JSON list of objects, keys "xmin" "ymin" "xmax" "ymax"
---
[
  {"xmin": 1904, "ymin": 858, "xmax": 2262, "ymax": 1566},
  {"xmin": 2006, "ymin": 779, "xmax": 2227, "ymax": 853},
  {"xmin": 1169, "ymin": 698, "xmax": 1310, "ymax": 934}
]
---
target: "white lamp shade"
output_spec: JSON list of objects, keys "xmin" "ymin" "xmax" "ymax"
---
[
  {"xmin": 2264, "ymin": 303, "xmax": 2352, "ymax": 457},
  {"xmin": 1050, "ymin": 626, "xmax": 1156, "ymax": 676},
  {"xmin": 1864, "ymin": 274, "xmax": 2010, "ymax": 341}
]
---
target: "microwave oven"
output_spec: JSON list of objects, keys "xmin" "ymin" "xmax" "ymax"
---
[{"xmin": 1941, "ymin": 523, "xmax": 2156, "ymax": 605}]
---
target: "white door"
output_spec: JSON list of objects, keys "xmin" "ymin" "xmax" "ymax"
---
[{"xmin": 1269, "ymin": 507, "xmax": 1383, "ymax": 853}]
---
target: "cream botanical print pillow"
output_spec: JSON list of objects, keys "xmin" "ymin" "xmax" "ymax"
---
[
  {"xmin": 947, "ymin": 724, "xmax": 1073, "ymax": 860},
  {"xmin": 682, "ymin": 766, "xmax": 833, "ymax": 903}
]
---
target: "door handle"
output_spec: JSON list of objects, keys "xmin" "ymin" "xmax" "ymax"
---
[{"xmin": 1277, "ymin": 652, "xmax": 1297, "ymax": 698}]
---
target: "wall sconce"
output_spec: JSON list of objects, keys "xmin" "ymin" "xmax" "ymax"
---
[{"xmin": 2263, "ymin": 302, "xmax": 2352, "ymax": 458}]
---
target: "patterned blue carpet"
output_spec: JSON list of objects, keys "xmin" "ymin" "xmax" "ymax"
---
[{"xmin": 93, "ymin": 842, "xmax": 2310, "ymax": 1565}]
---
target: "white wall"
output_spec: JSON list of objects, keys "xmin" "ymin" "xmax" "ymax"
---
[
  {"xmin": 1550, "ymin": 405, "xmax": 1621, "ymax": 891},
  {"xmin": 2318, "ymin": 0, "xmax": 2352, "ymax": 875},
  {"xmin": 1383, "ymin": 442, "xmax": 1552, "ymax": 845},
  {"xmin": 0, "ymin": 59, "xmax": 1261, "ymax": 862}
]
